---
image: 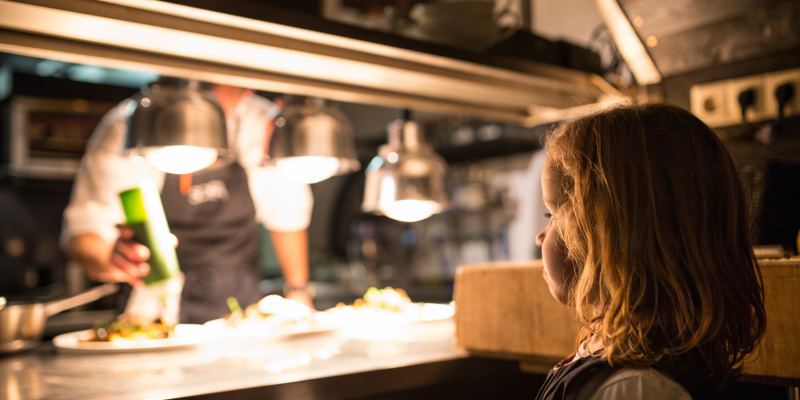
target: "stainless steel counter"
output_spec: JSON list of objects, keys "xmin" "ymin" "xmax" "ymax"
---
[{"xmin": 1, "ymin": 319, "xmax": 486, "ymax": 400}]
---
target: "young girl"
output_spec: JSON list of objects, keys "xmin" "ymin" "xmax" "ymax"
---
[{"xmin": 534, "ymin": 102, "xmax": 767, "ymax": 400}]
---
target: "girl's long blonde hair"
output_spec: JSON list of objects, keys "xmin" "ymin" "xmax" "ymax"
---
[{"xmin": 545, "ymin": 102, "xmax": 766, "ymax": 392}]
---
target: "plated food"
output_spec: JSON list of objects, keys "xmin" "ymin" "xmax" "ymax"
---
[
  {"xmin": 221, "ymin": 295, "xmax": 314, "ymax": 327},
  {"xmin": 318, "ymin": 287, "xmax": 455, "ymax": 326},
  {"xmin": 53, "ymin": 324, "xmax": 213, "ymax": 353},
  {"xmin": 205, "ymin": 295, "xmax": 337, "ymax": 339},
  {"xmin": 344, "ymin": 286, "xmax": 412, "ymax": 312},
  {"xmin": 82, "ymin": 315, "xmax": 174, "ymax": 342}
]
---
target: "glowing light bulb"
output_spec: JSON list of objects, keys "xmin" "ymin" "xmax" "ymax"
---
[
  {"xmin": 275, "ymin": 156, "xmax": 341, "ymax": 183},
  {"xmin": 381, "ymin": 199, "xmax": 442, "ymax": 223},
  {"xmin": 145, "ymin": 146, "xmax": 218, "ymax": 174}
]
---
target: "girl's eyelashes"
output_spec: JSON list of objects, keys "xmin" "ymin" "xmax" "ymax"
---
[{"xmin": 544, "ymin": 212, "xmax": 553, "ymax": 219}]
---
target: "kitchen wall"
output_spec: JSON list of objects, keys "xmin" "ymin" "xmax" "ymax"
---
[
  {"xmin": 302, "ymin": 118, "xmax": 548, "ymax": 302},
  {"xmin": 0, "ymin": 69, "xmax": 143, "ymax": 300}
]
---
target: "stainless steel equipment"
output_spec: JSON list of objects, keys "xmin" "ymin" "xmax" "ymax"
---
[
  {"xmin": 0, "ymin": 283, "xmax": 118, "ymax": 354},
  {"xmin": 125, "ymin": 78, "xmax": 228, "ymax": 174}
]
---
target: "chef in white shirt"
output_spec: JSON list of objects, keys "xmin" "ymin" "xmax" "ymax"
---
[{"xmin": 62, "ymin": 79, "xmax": 314, "ymax": 324}]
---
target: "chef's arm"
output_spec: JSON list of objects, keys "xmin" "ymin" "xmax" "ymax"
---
[
  {"xmin": 68, "ymin": 230, "xmax": 150, "ymax": 287},
  {"xmin": 269, "ymin": 229, "xmax": 312, "ymax": 307}
]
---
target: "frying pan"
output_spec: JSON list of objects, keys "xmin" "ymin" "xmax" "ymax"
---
[{"xmin": 0, "ymin": 283, "xmax": 119, "ymax": 354}]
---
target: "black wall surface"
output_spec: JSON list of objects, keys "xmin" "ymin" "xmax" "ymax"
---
[
  {"xmin": 0, "ymin": 72, "xmax": 138, "ymax": 300},
  {"xmin": 653, "ymin": 51, "xmax": 800, "ymax": 252}
]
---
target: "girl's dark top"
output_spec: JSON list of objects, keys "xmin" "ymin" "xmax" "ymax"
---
[
  {"xmin": 535, "ymin": 353, "xmax": 616, "ymax": 400},
  {"xmin": 535, "ymin": 352, "xmax": 710, "ymax": 400}
]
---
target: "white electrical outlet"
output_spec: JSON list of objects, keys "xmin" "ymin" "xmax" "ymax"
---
[
  {"xmin": 726, "ymin": 75, "xmax": 769, "ymax": 126},
  {"xmin": 764, "ymin": 68, "xmax": 800, "ymax": 120},
  {"xmin": 690, "ymin": 68, "xmax": 800, "ymax": 128},
  {"xmin": 690, "ymin": 80, "xmax": 734, "ymax": 127}
]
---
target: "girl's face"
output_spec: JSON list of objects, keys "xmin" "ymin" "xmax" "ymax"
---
[{"xmin": 536, "ymin": 158, "xmax": 577, "ymax": 304}]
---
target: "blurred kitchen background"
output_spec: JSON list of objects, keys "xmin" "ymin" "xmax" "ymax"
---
[{"xmin": 1, "ymin": 0, "xmax": 799, "ymax": 312}]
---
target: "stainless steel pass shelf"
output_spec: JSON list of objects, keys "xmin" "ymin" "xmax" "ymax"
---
[{"xmin": 0, "ymin": 0, "xmax": 625, "ymax": 126}]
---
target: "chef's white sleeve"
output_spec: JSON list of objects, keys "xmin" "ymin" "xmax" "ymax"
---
[
  {"xmin": 247, "ymin": 166, "xmax": 313, "ymax": 232},
  {"xmin": 61, "ymin": 102, "xmax": 163, "ymax": 247}
]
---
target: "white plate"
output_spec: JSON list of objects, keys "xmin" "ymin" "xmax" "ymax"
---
[
  {"xmin": 323, "ymin": 303, "xmax": 456, "ymax": 342},
  {"xmin": 415, "ymin": 303, "xmax": 456, "ymax": 323},
  {"xmin": 204, "ymin": 318, "xmax": 338, "ymax": 341},
  {"xmin": 52, "ymin": 324, "xmax": 215, "ymax": 354},
  {"xmin": 316, "ymin": 302, "xmax": 455, "ymax": 326}
]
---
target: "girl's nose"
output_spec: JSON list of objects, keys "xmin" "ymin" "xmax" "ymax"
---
[{"xmin": 536, "ymin": 229, "xmax": 545, "ymax": 248}]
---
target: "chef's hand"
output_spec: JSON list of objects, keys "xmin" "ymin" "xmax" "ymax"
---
[
  {"xmin": 110, "ymin": 225, "xmax": 180, "ymax": 288},
  {"xmin": 68, "ymin": 232, "xmax": 142, "ymax": 287},
  {"xmin": 72, "ymin": 226, "xmax": 177, "ymax": 288},
  {"xmin": 284, "ymin": 289, "xmax": 314, "ymax": 309},
  {"xmin": 107, "ymin": 225, "xmax": 152, "ymax": 287}
]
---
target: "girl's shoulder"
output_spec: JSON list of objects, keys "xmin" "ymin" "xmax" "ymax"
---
[{"xmin": 583, "ymin": 367, "xmax": 692, "ymax": 400}]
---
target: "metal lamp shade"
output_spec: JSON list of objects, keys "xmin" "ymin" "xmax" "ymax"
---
[
  {"xmin": 125, "ymin": 80, "xmax": 227, "ymax": 174},
  {"xmin": 394, "ymin": 151, "xmax": 448, "ymax": 203},
  {"xmin": 362, "ymin": 120, "xmax": 449, "ymax": 223},
  {"xmin": 267, "ymin": 102, "xmax": 360, "ymax": 183}
]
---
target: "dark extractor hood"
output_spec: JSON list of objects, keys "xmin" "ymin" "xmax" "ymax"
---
[{"xmin": 0, "ymin": 0, "xmax": 627, "ymax": 126}]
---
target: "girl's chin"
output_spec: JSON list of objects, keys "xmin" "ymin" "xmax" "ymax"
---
[
  {"xmin": 548, "ymin": 287, "xmax": 568, "ymax": 305},
  {"xmin": 542, "ymin": 270, "xmax": 563, "ymax": 302}
]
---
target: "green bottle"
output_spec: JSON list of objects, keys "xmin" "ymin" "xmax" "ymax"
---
[{"xmin": 119, "ymin": 184, "xmax": 180, "ymax": 285}]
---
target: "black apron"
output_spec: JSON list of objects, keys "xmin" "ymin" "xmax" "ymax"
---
[{"xmin": 160, "ymin": 161, "xmax": 262, "ymax": 324}]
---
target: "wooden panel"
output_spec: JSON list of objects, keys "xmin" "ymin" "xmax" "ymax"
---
[
  {"xmin": 454, "ymin": 258, "xmax": 800, "ymax": 381},
  {"xmin": 744, "ymin": 259, "xmax": 800, "ymax": 381},
  {"xmin": 453, "ymin": 261, "xmax": 579, "ymax": 360}
]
